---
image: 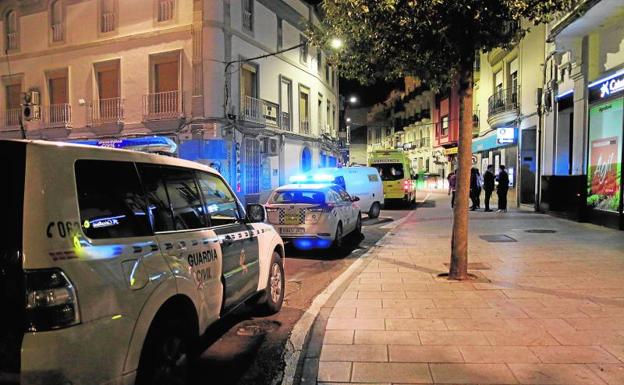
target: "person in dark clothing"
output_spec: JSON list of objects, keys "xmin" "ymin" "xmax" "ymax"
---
[
  {"xmin": 469, "ymin": 168, "xmax": 480, "ymax": 210},
  {"xmin": 496, "ymin": 165, "xmax": 509, "ymax": 212},
  {"xmin": 448, "ymin": 170, "xmax": 457, "ymax": 208},
  {"xmin": 483, "ymin": 165, "xmax": 495, "ymax": 212}
]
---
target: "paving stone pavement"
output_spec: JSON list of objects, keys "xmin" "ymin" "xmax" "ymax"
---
[{"xmin": 314, "ymin": 193, "xmax": 624, "ymax": 385}]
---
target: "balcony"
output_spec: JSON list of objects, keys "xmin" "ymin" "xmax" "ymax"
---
[
  {"xmin": 240, "ymin": 95, "xmax": 264, "ymax": 124},
  {"xmin": 51, "ymin": 23, "xmax": 64, "ymax": 42},
  {"xmin": 44, "ymin": 104, "xmax": 71, "ymax": 128},
  {"xmin": 299, "ymin": 119, "xmax": 310, "ymax": 135},
  {"xmin": 1, "ymin": 108, "xmax": 21, "ymax": 129},
  {"xmin": 89, "ymin": 98, "xmax": 124, "ymax": 125},
  {"xmin": 143, "ymin": 91, "xmax": 183, "ymax": 121},
  {"xmin": 101, "ymin": 12, "xmax": 115, "ymax": 33},
  {"xmin": 487, "ymin": 87, "xmax": 520, "ymax": 127},
  {"xmin": 279, "ymin": 111, "xmax": 291, "ymax": 131},
  {"xmin": 7, "ymin": 32, "xmax": 18, "ymax": 50}
]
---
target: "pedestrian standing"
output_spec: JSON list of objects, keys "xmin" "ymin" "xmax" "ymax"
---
[
  {"xmin": 483, "ymin": 165, "xmax": 495, "ymax": 212},
  {"xmin": 496, "ymin": 165, "xmax": 509, "ymax": 212},
  {"xmin": 475, "ymin": 168, "xmax": 482, "ymax": 209},
  {"xmin": 469, "ymin": 168, "xmax": 479, "ymax": 210},
  {"xmin": 448, "ymin": 170, "xmax": 457, "ymax": 208}
]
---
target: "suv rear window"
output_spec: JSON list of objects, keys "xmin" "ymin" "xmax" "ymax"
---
[
  {"xmin": 271, "ymin": 190, "xmax": 326, "ymax": 204},
  {"xmin": 75, "ymin": 160, "xmax": 151, "ymax": 239}
]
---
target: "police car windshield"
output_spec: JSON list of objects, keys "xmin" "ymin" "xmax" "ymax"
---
[
  {"xmin": 374, "ymin": 164, "xmax": 404, "ymax": 181},
  {"xmin": 271, "ymin": 190, "xmax": 326, "ymax": 204}
]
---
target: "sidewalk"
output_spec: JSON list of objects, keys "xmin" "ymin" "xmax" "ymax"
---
[{"xmin": 311, "ymin": 193, "xmax": 624, "ymax": 385}]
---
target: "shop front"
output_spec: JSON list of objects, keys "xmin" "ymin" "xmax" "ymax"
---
[
  {"xmin": 472, "ymin": 127, "xmax": 518, "ymax": 204},
  {"xmin": 586, "ymin": 70, "xmax": 624, "ymax": 229}
]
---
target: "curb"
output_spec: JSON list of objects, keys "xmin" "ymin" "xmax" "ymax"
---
[{"xmin": 279, "ymin": 210, "xmax": 417, "ymax": 385}]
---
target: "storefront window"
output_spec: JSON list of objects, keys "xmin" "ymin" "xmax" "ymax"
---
[{"xmin": 587, "ymin": 98, "xmax": 623, "ymax": 212}]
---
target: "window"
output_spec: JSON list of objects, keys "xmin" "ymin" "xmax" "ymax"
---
[
  {"xmin": 196, "ymin": 172, "xmax": 242, "ymax": 226},
  {"xmin": 298, "ymin": 86, "xmax": 310, "ymax": 134},
  {"xmin": 494, "ymin": 70, "xmax": 503, "ymax": 98},
  {"xmin": 47, "ymin": 69, "xmax": 70, "ymax": 124},
  {"xmin": 441, "ymin": 115, "xmax": 449, "ymax": 136},
  {"xmin": 50, "ymin": 0, "xmax": 64, "ymax": 42},
  {"xmin": 301, "ymin": 147, "xmax": 312, "ymax": 172},
  {"xmin": 157, "ymin": 0, "xmax": 175, "ymax": 22},
  {"xmin": 75, "ymin": 160, "xmax": 151, "ymax": 239},
  {"xmin": 299, "ymin": 35, "xmax": 308, "ymax": 64},
  {"xmin": 279, "ymin": 76, "xmax": 292, "ymax": 130},
  {"xmin": 162, "ymin": 167, "xmax": 205, "ymax": 230},
  {"xmin": 373, "ymin": 163, "xmax": 404, "ymax": 181},
  {"xmin": 5, "ymin": 82, "xmax": 21, "ymax": 126},
  {"xmin": 137, "ymin": 165, "xmax": 175, "ymax": 232},
  {"xmin": 147, "ymin": 52, "xmax": 180, "ymax": 118},
  {"xmin": 317, "ymin": 95, "xmax": 323, "ymax": 134},
  {"xmin": 276, "ymin": 17, "xmax": 282, "ymax": 49},
  {"xmin": 325, "ymin": 62, "xmax": 330, "ymax": 83},
  {"xmin": 271, "ymin": 190, "xmax": 325, "ymax": 204},
  {"xmin": 331, "ymin": 185, "xmax": 351, "ymax": 202},
  {"xmin": 100, "ymin": 0, "xmax": 116, "ymax": 33},
  {"xmin": 242, "ymin": 0, "xmax": 253, "ymax": 32},
  {"xmin": 326, "ymin": 101, "xmax": 330, "ymax": 133},
  {"xmin": 317, "ymin": 50, "xmax": 322, "ymax": 73},
  {"xmin": 509, "ymin": 58, "xmax": 518, "ymax": 104},
  {"xmin": 240, "ymin": 63, "xmax": 257, "ymax": 98},
  {"xmin": 94, "ymin": 60, "xmax": 121, "ymax": 121},
  {"xmin": 5, "ymin": 10, "xmax": 18, "ymax": 51}
]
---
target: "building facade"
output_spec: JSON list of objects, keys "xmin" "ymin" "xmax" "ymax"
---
[
  {"xmin": 0, "ymin": 0, "xmax": 340, "ymax": 203},
  {"xmin": 542, "ymin": 0, "xmax": 624, "ymax": 229}
]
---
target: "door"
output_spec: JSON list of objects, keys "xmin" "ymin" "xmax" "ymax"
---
[
  {"xmin": 332, "ymin": 185, "xmax": 356, "ymax": 232},
  {"xmin": 195, "ymin": 171, "xmax": 259, "ymax": 312},
  {"xmin": 74, "ymin": 160, "xmax": 173, "ymax": 329},
  {"xmin": 520, "ymin": 128, "xmax": 536, "ymax": 204},
  {"xmin": 138, "ymin": 164, "xmax": 222, "ymax": 325}
]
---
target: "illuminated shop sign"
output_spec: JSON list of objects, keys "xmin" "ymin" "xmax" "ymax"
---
[
  {"xmin": 589, "ymin": 70, "xmax": 624, "ymax": 102},
  {"xmin": 496, "ymin": 127, "xmax": 516, "ymax": 144}
]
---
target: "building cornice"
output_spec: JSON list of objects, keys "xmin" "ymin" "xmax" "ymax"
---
[{"xmin": 547, "ymin": 0, "xmax": 602, "ymax": 42}]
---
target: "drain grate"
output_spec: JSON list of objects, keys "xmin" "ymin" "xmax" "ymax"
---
[
  {"xmin": 444, "ymin": 262, "xmax": 491, "ymax": 270},
  {"xmin": 236, "ymin": 320, "xmax": 281, "ymax": 336},
  {"xmin": 525, "ymin": 229, "xmax": 557, "ymax": 234},
  {"xmin": 479, "ymin": 234, "xmax": 517, "ymax": 243}
]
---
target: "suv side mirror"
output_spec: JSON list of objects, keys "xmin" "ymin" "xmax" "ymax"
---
[
  {"xmin": 351, "ymin": 196, "xmax": 360, "ymax": 202},
  {"xmin": 246, "ymin": 204, "xmax": 265, "ymax": 223}
]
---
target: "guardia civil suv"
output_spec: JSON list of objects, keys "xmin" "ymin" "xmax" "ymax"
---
[{"xmin": 0, "ymin": 140, "xmax": 285, "ymax": 385}]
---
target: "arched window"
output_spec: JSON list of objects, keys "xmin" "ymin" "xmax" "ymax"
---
[
  {"xmin": 5, "ymin": 10, "xmax": 18, "ymax": 50},
  {"xmin": 301, "ymin": 147, "xmax": 312, "ymax": 172},
  {"xmin": 50, "ymin": 0, "xmax": 64, "ymax": 42}
]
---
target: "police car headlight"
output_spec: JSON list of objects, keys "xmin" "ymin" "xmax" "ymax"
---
[{"xmin": 25, "ymin": 269, "xmax": 80, "ymax": 332}]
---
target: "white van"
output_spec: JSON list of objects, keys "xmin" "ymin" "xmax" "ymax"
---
[
  {"xmin": 0, "ymin": 140, "xmax": 285, "ymax": 385},
  {"xmin": 295, "ymin": 166, "xmax": 384, "ymax": 218}
]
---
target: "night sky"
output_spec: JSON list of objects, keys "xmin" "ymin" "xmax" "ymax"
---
[{"xmin": 303, "ymin": 0, "xmax": 400, "ymax": 107}]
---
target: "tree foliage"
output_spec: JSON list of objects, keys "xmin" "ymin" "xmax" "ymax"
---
[{"xmin": 310, "ymin": 0, "xmax": 573, "ymax": 87}]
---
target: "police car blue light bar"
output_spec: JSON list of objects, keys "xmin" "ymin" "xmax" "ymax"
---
[
  {"xmin": 71, "ymin": 136, "xmax": 177, "ymax": 154},
  {"xmin": 289, "ymin": 173, "xmax": 335, "ymax": 183}
]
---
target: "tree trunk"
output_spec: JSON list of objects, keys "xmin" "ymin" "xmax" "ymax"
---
[{"xmin": 448, "ymin": 67, "xmax": 474, "ymax": 280}]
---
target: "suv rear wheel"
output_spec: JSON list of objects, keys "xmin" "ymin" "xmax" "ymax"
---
[
  {"xmin": 333, "ymin": 223, "xmax": 344, "ymax": 250},
  {"xmin": 136, "ymin": 315, "xmax": 194, "ymax": 385}
]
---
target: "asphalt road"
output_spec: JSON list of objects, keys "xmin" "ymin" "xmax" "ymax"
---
[{"xmin": 189, "ymin": 207, "xmax": 414, "ymax": 385}]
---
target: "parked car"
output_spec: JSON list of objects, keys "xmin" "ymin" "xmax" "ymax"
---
[
  {"xmin": 294, "ymin": 166, "xmax": 385, "ymax": 218},
  {"xmin": 265, "ymin": 183, "xmax": 362, "ymax": 249},
  {"xmin": 0, "ymin": 140, "xmax": 285, "ymax": 385}
]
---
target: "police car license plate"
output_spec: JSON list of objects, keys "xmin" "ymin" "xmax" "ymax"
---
[{"xmin": 280, "ymin": 227, "xmax": 305, "ymax": 234}]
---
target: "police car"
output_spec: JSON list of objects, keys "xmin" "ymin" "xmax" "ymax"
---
[
  {"xmin": 265, "ymin": 183, "xmax": 362, "ymax": 249},
  {"xmin": 0, "ymin": 140, "xmax": 285, "ymax": 385}
]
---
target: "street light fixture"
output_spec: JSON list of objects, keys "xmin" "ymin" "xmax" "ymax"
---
[
  {"xmin": 349, "ymin": 96, "xmax": 358, "ymax": 104},
  {"xmin": 346, "ymin": 117, "xmax": 351, "ymax": 122},
  {"xmin": 330, "ymin": 38, "xmax": 343, "ymax": 50}
]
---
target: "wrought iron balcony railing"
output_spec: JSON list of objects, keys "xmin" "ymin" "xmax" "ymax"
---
[
  {"xmin": 142, "ymin": 90, "xmax": 183, "ymax": 120},
  {"xmin": 488, "ymin": 87, "xmax": 520, "ymax": 118},
  {"xmin": 44, "ymin": 103, "xmax": 72, "ymax": 127},
  {"xmin": 89, "ymin": 98, "xmax": 124, "ymax": 125}
]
